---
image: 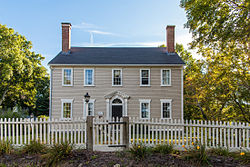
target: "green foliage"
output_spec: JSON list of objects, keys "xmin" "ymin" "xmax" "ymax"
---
[
  {"xmin": 184, "ymin": 142, "xmax": 209, "ymax": 165},
  {"xmin": 0, "ymin": 24, "xmax": 48, "ymax": 111},
  {"xmin": 180, "ymin": 0, "xmax": 250, "ymax": 122},
  {"xmin": 0, "ymin": 107, "xmax": 28, "ymax": 119},
  {"xmin": 129, "ymin": 143, "xmax": 152, "ymax": 160},
  {"xmin": 0, "ymin": 140, "xmax": 12, "ymax": 155},
  {"xmin": 210, "ymin": 147, "xmax": 229, "ymax": 156},
  {"xmin": 32, "ymin": 75, "xmax": 49, "ymax": 116},
  {"xmin": 152, "ymin": 144, "xmax": 173, "ymax": 154},
  {"xmin": 180, "ymin": 0, "xmax": 249, "ymax": 50},
  {"xmin": 44, "ymin": 142, "xmax": 73, "ymax": 166},
  {"xmin": 22, "ymin": 140, "xmax": 47, "ymax": 154}
]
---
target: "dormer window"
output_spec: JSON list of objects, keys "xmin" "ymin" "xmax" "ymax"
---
[{"xmin": 62, "ymin": 68, "xmax": 73, "ymax": 86}]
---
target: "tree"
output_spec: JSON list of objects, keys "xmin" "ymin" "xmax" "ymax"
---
[
  {"xmin": 180, "ymin": 0, "xmax": 250, "ymax": 122},
  {"xmin": 0, "ymin": 24, "xmax": 47, "ymax": 110}
]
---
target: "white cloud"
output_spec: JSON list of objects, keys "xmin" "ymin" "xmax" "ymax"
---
[
  {"xmin": 72, "ymin": 21, "xmax": 99, "ymax": 29},
  {"xmin": 88, "ymin": 30, "xmax": 117, "ymax": 36}
]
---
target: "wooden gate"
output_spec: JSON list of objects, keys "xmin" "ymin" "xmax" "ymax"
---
[{"xmin": 91, "ymin": 117, "xmax": 129, "ymax": 151}]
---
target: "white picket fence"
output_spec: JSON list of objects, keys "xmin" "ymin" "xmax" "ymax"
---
[
  {"xmin": 129, "ymin": 118, "xmax": 250, "ymax": 151},
  {"xmin": 0, "ymin": 117, "xmax": 249, "ymax": 151},
  {"xmin": 0, "ymin": 118, "xmax": 87, "ymax": 147}
]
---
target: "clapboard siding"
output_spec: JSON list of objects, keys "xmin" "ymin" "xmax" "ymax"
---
[{"xmin": 51, "ymin": 66, "xmax": 182, "ymax": 119}]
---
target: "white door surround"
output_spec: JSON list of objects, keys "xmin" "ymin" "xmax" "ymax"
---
[{"xmin": 104, "ymin": 90, "xmax": 130, "ymax": 120}]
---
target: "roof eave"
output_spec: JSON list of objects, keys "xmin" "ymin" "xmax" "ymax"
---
[{"xmin": 48, "ymin": 63, "xmax": 185, "ymax": 67}]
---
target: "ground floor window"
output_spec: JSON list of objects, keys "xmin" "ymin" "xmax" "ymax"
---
[
  {"xmin": 161, "ymin": 99, "xmax": 172, "ymax": 119},
  {"xmin": 139, "ymin": 99, "xmax": 151, "ymax": 119},
  {"xmin": 84, "ymin": 99, "xmax": 95, "ymax": 117},
  {"xmin": 61, "ymin": 99, "xmax": 73, "ymax": 119}
]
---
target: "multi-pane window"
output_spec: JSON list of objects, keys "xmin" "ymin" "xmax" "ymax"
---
[
  {"xmin": 61, "ymin": 99, "xmax": 73, "ymax": 119},
  {"xmin": 161, "ymin": 69, "xmax": 171, "ymax": 86},
  {"xmin": 63, "ymin": 69, "xmax": 72, "ymax": 86},
  {"xmin": 112, "ymin": 69, "xmax": 122, "ymax": 86},
  {"xmin": 140, "ymin": 99, "xmax": 151, "ymax": 119},
  {"xmin": 161, "ymin": 99, "xmax": 172, "ymax": 119},
  {"xmin": 140, "ymin": 69, "xmax": 150, "ymax": 86},
  {"xmin": 88, "ymin": 102, "xmax": 94, "ymax": 116},
  {"xmin": 84, "ymin": 69, "xmax": 94, "ymax": 86},
  {"xmin": 84, "ymin": 99, "xmax": 95, "ymax": 118}
]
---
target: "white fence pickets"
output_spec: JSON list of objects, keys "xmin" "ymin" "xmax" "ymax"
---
[
  {"xmin": 0, "ymin": 117, "xmax": 249, "ymax": 151},
  {"xmin": 0, "ymin": 118, "xmax": 87, "ymax": 147},
  {"xmin": 128, "ymin": 117, "xmax": 250, "ymax": 150}
]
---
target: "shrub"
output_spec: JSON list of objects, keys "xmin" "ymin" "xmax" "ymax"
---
[
  {"xmin": 0, "ymin": 107, "xmax": 28, "ymax": 119},
  {"xmin": 22, "ymin": 140, "xmax": 47, "ymax": 154},
  {"xmin": 183, "ymin": 142, "xmax": 209, "ymax": 165},
  {"xmin": 210, "ymin": 147, "xmax": 229, "ymax": 156},
  {"xmin": 0, "ymin": 140, "xmax": 12, "ymax": 155},
  {"xmin": 152, "ymin": 144, "xmax": 173, "ymax": 154},
  {"xmin": 44, "ymin": 142, "xmax": 73, "ymax": 166},
  {"xmin": 129, "ymin": 143, "xmax": 152, "ymax": 160}
]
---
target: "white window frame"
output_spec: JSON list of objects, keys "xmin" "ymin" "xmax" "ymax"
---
[
  {"xmin": 61, "ymin": 99, "xmax": 73, "ymax": 120},
  {"xmin": 139, "ymin": 99, "xmax": 151, "ymax": 119},
  {"xmin": 112, "ymin": 69, "xmax": 122, "ymax": 86},
  {"xmin": 161, "ymin": 69, "xmax": 171, "ymax": 86},
  {"xmin": 84, "ymin": 68, "xmax": 95, "ymax": 86},
  {"xmin": 83, "ymin": 99, "xmax": 95, "ymax": 118},
  {"xmin": 62, "ymin": 68, "xmax": 73, "ymax": 86},
  {"xmin": 160, "ymin": 99, "xmax": 172, "ymax": 119},
  {"xmin": 140, "ymin": 69, "xmax": 150, "ymax": 86}
]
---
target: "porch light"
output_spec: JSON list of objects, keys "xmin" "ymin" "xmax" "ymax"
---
[{"xmin": 84, "ymin": 92, "xmax": 90, "ymax": 103}]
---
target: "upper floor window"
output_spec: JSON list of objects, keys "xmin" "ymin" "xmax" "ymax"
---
[
  {"xmin": 62, "ymin": 68, "xmax": 73, "ymax": 86},
  {"xmin": 161, "ymin": 69, "xmax": 171, "ymax": 86},
  {"xmin": 140, "ymin": 69, "xmax": 150, "ymax": 86},
  {"xmin": 112, "ymin": 69, "xmax": 122, "ymax": 86},
  {"xmin": 61, "ymin": 99, "xmax": 73, "ymax": 119},
  {"xmin": 139, "ymin": 99, "xmax": 151, "ymax": 119},
  {"xmin": 84, "ymin": 69, "xmax": 94, "ymax": 86},
  {"xmin": 161, "ymin": 99, "xmax": 172, "ymax": 119}
]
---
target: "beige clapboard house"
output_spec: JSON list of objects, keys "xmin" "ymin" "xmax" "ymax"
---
[{"xmin": 48, "ymin": 23, "xmax": 185, "ymax": 121}]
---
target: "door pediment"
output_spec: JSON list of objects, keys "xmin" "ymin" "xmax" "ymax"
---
[{"xmin": 104, "ymin": 90, "xmax": 130, "ymax": 99}]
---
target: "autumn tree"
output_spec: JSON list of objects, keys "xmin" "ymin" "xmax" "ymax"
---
[
  {"xmin": 0, "ymin": 24, "xmax": 47, "ymax": 111},
  {"xmin": 180, "ymin": 0, "xmax": 250, "ymax": 122}
]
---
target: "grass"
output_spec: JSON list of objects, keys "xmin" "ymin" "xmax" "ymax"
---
[
  {"xmin": 182, "ymin": 142, "xmax": 210, "ymax": 165},
  {"xmin": 209, "ymin": 147, "xmax": 229, "ymax": 156},
  {"xmin": 22, "ymin": 140, "xmax": 48, "ymax": 154},
  {"xmin": 43, "ymin": 142, "xmax": 73, "ymax": 166},
  {"xmin": 152, "ymin": 144, "xmax": 173, "ymax": 154},
  {"xmin": 0, "ymin": 140, "xmax": 12, "ymax": 155},
  {"xmin": 129, "ymin": 143, "xmax": 152, "ymax": 160}
]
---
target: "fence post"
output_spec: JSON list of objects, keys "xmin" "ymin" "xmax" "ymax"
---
[
  {"xmin": 122, "ymin": 116, "xmax": 129, "ymax": 149},
  {"xmin": 86, "ymin": 116, "xmax": 94, "ymax": 151}
]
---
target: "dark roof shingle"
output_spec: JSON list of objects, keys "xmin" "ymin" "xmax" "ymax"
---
[{"xmin": 48, "ymin": 47, "xmax": 185, "ymax": 65}]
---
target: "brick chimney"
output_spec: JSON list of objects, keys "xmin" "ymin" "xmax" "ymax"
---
[
  {"xmin": 166, "ymin": 25, "xmax": 175, "ymax": 53},
  {"xmin": 61, "ymin": 22, "xmax": 71, "ymax": 53}
]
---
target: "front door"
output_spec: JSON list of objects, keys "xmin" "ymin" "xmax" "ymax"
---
[{"xmin": 112, "ymin": 105, "xmax": 122, "ymax": 119}]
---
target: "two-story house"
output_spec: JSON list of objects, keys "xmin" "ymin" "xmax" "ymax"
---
[{"xmin": 48, "ymin": 23, "xmax": 185, "ymax": 121}]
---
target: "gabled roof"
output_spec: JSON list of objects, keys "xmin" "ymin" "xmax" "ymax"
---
[{"xmin": 48, "ymin": 47, "xmax": 185, "ymax": 66}]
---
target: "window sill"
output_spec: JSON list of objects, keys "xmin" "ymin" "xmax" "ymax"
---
[
  {"xmin": 161, "ymin": 85, "xmax": 172, "ymax": 87},
  {"xmin": 84, "ymin": 85, "xmax": 95, "ymax": 87},
  {"xmin": 112, "ymin": 85, "xmax": 123, "ymax": 87},
  {"xmin": 62, "ymin": 85, "xmax": 73, "ymax": 87},
  {"xmin": 140, "ymin": 85, "xmax": 151, "ymax": 87}
]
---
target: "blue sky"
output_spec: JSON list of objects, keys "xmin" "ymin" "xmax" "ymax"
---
[{"xmin": 0, "ymin": 0, "xmax": 193, "ymax": 69}]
